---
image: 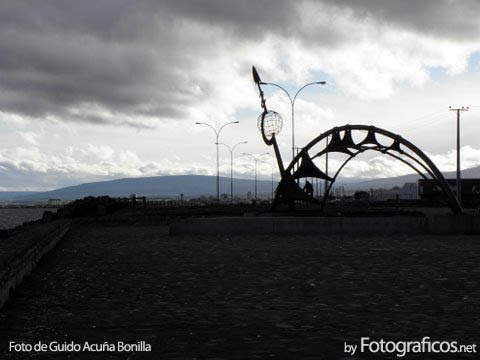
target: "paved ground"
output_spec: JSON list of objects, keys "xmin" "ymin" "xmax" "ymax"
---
[{"xmin": 1, "ymin": 223, "xmax": 480, "ymax": 359}]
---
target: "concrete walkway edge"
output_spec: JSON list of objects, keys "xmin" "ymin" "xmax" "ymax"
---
[{"xmin": 0, "ymin": 221, "xmax": 71, "ymax": 309}]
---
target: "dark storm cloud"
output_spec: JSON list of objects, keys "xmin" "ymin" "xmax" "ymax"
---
[
  {"xmin": 158, "ymin": 0, "xmax": 480, "ymax": 43},
  {"xmin": 0, "ymin": 0, "xmax": 301, "ymax": 127},
  {"xmin": 0, "ymin": 0, "xmax": 478, "ymax": 127},
  {"xmin": 0, "ymin": 0, "xmax": 213, "ymax": 126},
  {"xmin": 323, "ymin": 0, "xmax": 480, "ymax": 40},
  {"xmin": 159, "ymin": 0, "xmax": 296, "ymax": 37}
]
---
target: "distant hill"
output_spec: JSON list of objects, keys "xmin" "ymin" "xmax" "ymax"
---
[
  {"xmin": 2, "ymin": 165, "xmax": 480, "ymax": 202},
  {"xmin": 341, "ymin": 165, "xmax": 480, "ymax": 191},
  {"xmin": 8, "ymin": 175, "xmax": 276, "ymax": 201}
]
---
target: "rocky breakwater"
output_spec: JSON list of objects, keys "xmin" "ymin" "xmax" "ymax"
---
[{"xmin": 42, "ymin": 196, "xmax": 127, "ymax": 222}]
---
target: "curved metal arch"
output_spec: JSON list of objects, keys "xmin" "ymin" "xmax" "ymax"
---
[
  {"xmin": 276, "ymin": 125, "xmax": 461, "ymax": 214},
  {"xmin": 320, "ymin": 147, "xmax": 431, "ymax": 210},
  {"xmin": 321, "ymin": 149, "xmax": 364, "ymax": 210},
  {"xmin": 382, "ymin": 150, "xmax": 429, "ymax": 180},
  {"xmin": 320, "ymin": 147, "xmax": 433, "ymax": 210},
  {"xmin": 311, "ymin": 130, "xmax": 437, "ymax": 181},
  {"xmin": 314, "ymin": 141, "xmax": 436, "ymax": 182}
]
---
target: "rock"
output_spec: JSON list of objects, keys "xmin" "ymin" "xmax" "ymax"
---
[{"xmin": 55, "ymin": 196, "xmax": 126, "ymax": 219}]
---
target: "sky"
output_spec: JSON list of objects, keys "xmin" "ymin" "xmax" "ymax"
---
[{"xmin": 1, "ymin": 0, "xmax": 480, "ymax": 191}]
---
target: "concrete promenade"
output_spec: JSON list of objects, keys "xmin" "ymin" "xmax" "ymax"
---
[
  {"xmin": 170, "ymin": 214, "xmax": 480, "ymax": 235},
  {"xmin": 1, "ymin": 222, "xmax": 480, "ymax": 359}
]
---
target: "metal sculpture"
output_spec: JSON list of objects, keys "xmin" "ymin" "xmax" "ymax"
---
[{"xmin": 252, "ymin": 66, "xmax": 462, "ymax": 214}]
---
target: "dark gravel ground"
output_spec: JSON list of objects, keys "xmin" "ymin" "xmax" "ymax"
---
[{"xmin": 1, "ymin": 223, "xmax": 480, "ymax": 359}]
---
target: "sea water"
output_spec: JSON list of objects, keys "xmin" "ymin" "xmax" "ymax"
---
[{"xmin": 0, "ymin": 208, "xmax": 51, "ymax": 229}]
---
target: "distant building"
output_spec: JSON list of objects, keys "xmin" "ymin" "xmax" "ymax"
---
[
  {"xmin": 370, "ymin": 182, "xmax": 417, "ymax": 201},
  {"xmin": 370, "ymin": 186, "xmax": 400, "ymax": 201},
  {"xmin": 332, "ymin": 185, "xmax": 345, "ymax": 198},
  {"xmin": 418, "ymin": 178, "xmax": 480, "ymax": 202},
  {"xmin": 353, "ymin": 190, "xmax": 369, "ymax": 201},
  {"xmin": 48, "ymin": 198, "xmax": 62, "ymax": 206},
  {"xmin": 399, "ymin": 183, "xmax": 417, "ymax": 200}
]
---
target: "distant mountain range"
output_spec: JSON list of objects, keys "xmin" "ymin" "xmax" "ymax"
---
[
  {"xmin": 2, "ymin": 165, "xmax": 480, "ymax": 202},
  {"xmin": 1, "ymin": 176, "xmax": 275, "ymax": 201}
]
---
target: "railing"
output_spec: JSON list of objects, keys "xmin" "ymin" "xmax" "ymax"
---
[{"xmin": 114, "ymin": 196, "xmax": 273, "ymax": 208}]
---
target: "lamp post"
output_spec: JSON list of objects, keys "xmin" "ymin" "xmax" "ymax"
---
[
  {"xmin": 259, "ymin": 79, "xmax": 326, "ymax": 163},
  {"xmin": 242, "ymin": 152, "xmax": 270, "ymax": 200},
  {"xmin": 218, "ymin": 140, "xmax": 248, "ymax": 202},
  {"xmin": 260, "ymin": 161, "xmax": 277, "ymax": 201},
  {"xmin": 195, "ymin": 120, "xmax": 239, "ymax": 202}
]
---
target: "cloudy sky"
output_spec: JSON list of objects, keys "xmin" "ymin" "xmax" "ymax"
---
[{"xmin": 1, "ymin": 0, "xmax": 480, "ymax": 191}]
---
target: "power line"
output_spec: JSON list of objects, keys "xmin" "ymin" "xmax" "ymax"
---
[{"xmin": 389, "ymin": 109, "xmax": 449, "ymax": 134}]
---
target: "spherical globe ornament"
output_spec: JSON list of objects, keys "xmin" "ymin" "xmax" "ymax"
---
[{"xmin": 257, "ymin": 110, "xmax": 283, "ymax": 138}]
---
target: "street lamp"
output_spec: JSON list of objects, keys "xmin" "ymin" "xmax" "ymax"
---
[
  {"xmin": 195, "ymin": 120, "xmax": 239, "ymax": 202},
  {"xmin": 242, "ymin": 152, "xmax": 270, "ymax": 201},
  {"xmin": 218, "ymin": 140, "xmax": 248, "ymax": 202},
  {"xmin": 259, "ymin": 161, "xmax": 277, "ymax": 201},
  {"xmin": 259, "ymin": 79, "xmax": 326, "ymax": 163}
]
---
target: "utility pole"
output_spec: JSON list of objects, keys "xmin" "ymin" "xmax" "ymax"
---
[
  {"xmin": 324, "ymin": 135, "xmax": 329, "ymax": 199},
  {"xmin": 449, "ymin": 106, "xmax": 469, "ymax": 206}
]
